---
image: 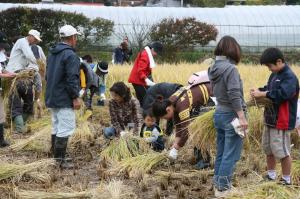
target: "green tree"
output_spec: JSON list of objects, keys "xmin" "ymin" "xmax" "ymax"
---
[
  {"xmin": 150, "ymin": 17, "xmax": 218, "ymax": 62},
  {"xmin": 188, "ymin": 0, "xmax": 226, "ymax": 7}
]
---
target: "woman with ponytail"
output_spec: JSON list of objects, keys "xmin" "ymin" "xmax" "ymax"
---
[{"xmin": 103, "ymin": 82, "xmax": 143, "ymax": 138}]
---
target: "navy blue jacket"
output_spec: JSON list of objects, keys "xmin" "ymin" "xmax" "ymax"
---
[
  {"xmin": 259, "ymin": 65, "xmax": 299, "ymax": 130},
  {"xmin": 45, "ymin": 43, "xmax": 80, "ymax": 108},
  {"xmin": 114, "ymin": 47, "xmax": 124, "ymax": 64}
]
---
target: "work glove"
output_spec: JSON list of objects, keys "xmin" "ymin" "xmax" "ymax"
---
[
  {"xmin": 120, "ymin": 131, "xmax": 127, "ymax": 137},
  {"xmin": 168, "ymin": 148, "xmax": 178, "ymax": 160},
  {"xmin": 79, "ymin": 89, "xmax": 85, "ymax": 98},
  {"xmin": 145, "ymin": 78, "xmax": 155, "ymax": 86}
]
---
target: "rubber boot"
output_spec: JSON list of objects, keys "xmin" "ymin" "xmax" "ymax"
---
[
  {"xmin": 0, "ymin": 123, "xmax": 9, "ymax": 147},
  {"xmin": 22, "ymin": 113, "xmax": 31, "ymax": 123},
  {"xmin": 194, "ymin": 148, "xmax": 211, "ymax": 170},
  {"xmin": 54, "ymin": 137, "xmax": 74, "ymax": 169},
  {"xmin": 13, "ymin": 115, "xmax": 28, "ymax": 134},
  {"xmin": 50, "ymin": 134, "xmax": 56, "ymax": 155}
]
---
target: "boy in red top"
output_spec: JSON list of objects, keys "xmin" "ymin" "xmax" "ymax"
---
[{"xmin": 128, "ymin": 42, "xmax": 163, "ymax": 106}]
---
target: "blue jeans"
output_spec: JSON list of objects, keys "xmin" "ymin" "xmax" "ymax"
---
[
  {"xmin": 213, "ymin": 110, "xmax": 243, "ymax": 191},
  {"xmin": 103, "ymin": 127, "xmax": 116, "ymax": 139},
  {"xmin": 99, "ymin": 85, "xmax": 106, "ymax": 96}
]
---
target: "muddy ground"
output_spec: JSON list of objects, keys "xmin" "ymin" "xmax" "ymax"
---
[{"xmin": 0, "ymin": 105, "xmax": 299, "ymax": 199}]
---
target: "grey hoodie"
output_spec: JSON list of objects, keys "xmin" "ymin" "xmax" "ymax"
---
[{"xmin": 208, "ymin": 56, "xmax": 245, "ymax": 112}]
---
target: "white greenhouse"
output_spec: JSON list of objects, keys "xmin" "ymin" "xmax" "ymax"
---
[{"xmin": 0, "ymin": 3, "xmax": 300, "ymax": 51}]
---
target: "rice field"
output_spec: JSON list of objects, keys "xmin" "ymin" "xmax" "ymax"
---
[{"xmin": 1, "ymin": 62, "xmax": 300, "ymax": 199}]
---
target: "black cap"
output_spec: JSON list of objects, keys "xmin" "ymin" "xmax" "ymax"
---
[
  {"xmin": 97, "ymin": 61, "xmax": 108, "ymax": 74},
  {"xmin": 150, "ymin": 41, "xmax": 163, "ymax": 54}
]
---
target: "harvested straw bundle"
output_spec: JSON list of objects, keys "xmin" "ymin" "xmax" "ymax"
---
[
  {"xmin": 37, "ymin": 59, "xmax": 46, "ymax": 78},
  {"xmin": 69, "ymin": 121, "xmax": 94, "ymax": 151},
  {"xmin": 188, "ymin": 110, "xmax": 215, "ymax": 153},
  {"xmin": 0, "ymin": 159, "xmax": 55, "ymax": 181},
  {"xmin": 9, "ymin": 125, "xmax": 51, "ymax": 153},
  {"xmin": 25, "ymin": 171, "xmax": 52, "ymax": 185},
  {"xmin": 8, "ymin": 70, "xmax": 35, "ymax": 97},
  {"xmin": 16, "ymin": 180, "xmax": 136, "ymax": 199},
  {"xmin": 28, "ymin": 116, "xmax": 51, "ymax": 131},
  {"xmin": 246, "ymin": 97, "xmax": 272, "ymax": 108},
  {"xmin": 16, "ymin": 189, "xmax": 91, "ymax": 199},
  {"xmin": 228, "ymin": 182, "xmax": 297, "ymax": 199},
  {"xmin": 114, "ymin": 152, "xmax": 168, "ymax": 175},
  {"xmin": 291, "ymin": 160, "xmax": 300, "ymax": 186},
  {"xmin": 100, "ymin": 136, "xmax": 150, "ymax": 162}
]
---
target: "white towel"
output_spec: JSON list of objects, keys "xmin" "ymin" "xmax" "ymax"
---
[{"xmin": 145, "ymin": 46, "xmax": 156, "ymax": 68}]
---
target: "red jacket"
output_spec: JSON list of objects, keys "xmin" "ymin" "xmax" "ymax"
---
[{"xmin": 128, "ymin": 50, "xmax": 151, "ymax": 86}]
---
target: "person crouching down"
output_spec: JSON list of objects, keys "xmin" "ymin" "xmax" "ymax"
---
[{"xmin": 140, "ymin": 110, "xmax": 165, "ymax": 152}]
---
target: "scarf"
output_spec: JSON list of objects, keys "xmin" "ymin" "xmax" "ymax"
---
[{"xmin": 145, "ymin": 46, "xmax": 156, "ymax": 68}]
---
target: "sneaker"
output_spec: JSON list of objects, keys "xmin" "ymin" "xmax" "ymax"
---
[
  {"xmin": 278, "ymin": 178, "xmax": 291, "ymax": 186},
  {"xmin": 262, "ymin": 174, "xmax": 276, "ymax": 182},
  {"xmin": 97, "ymin": 100, "xmax": 105, "ymax": 106},
  {"xmin": 214, "ymin": 189, "xmax": 232, "ymax": 198}
]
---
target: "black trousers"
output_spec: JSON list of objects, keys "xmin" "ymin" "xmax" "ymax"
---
[
  {"xmin": 132, "ymin": 84, "xmax": 149, "ymax": 107},
  {"xmin": 9, "ymin": 80, "xmax": 34, "ymax": 119}
]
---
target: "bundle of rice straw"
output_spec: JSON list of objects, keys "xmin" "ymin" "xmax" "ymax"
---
[
  {"xmin": 9, "ymin": 125, "xmax": 51, "ymax": 153},
  {"xmin": 100, "ymin": 135, "xmax": 150, "ymax": 162},
  {"xmin": 228, "ymin": 182, "xmax": 297, "ymax": 199},
  {"xmin": 188, "ymin": 110, "xmax": 215, "ymax": 154},
  {"xmin": 25, "ymin": 171, "xmax": 52, "ymax": 185},
  {"xmin": 291, "ymin": 160, "xmax": 300, "ymax": 186},
  {"xmin": 8, "ymin": 70, "xmax": 35, "ymax": 97},
  {"xmin": 246, "ymin": 97, "xmax": 273, "ymax": 108},
  {"xmin": 69, "ymin": 121, "xmax": 94, "ymax": 151},
  {"xmin": 37, "ymin": 59, "xmax": 46, "ymax": 78},
  {"xmin": 113, "ymin": 152, "xmax": 168, "ymax": 175},
  {"xmin": 16, "ymin": 180, "xmax": 137, "ymax": 199},
  {"xmin": 0, "ymin": 159, "xmax": 55, "ymax": 181}
]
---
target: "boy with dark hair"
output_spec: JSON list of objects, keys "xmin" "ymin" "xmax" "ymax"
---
[
  {"xmin": 140, "ymin": 110, "xmax": 164, "ymax": 152},
  {"xmin": 251, "ymin": 48, "xmax": 299, "ymax": 185}
]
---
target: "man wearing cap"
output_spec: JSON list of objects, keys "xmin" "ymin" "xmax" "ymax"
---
[
  {"xmin": 45, "ymin": 25, "xmax": 81, "ymax": 169},
  {"xmin": 128, "ymin": 41, "xmax": 163, "ymax": 106},
  {"xmin": 6, "ymin": 30, "xmax": 43, "ymax": 134},
  {"xmin": 0, "ymin": 32, "xmax": 16, "ymax": 147}
]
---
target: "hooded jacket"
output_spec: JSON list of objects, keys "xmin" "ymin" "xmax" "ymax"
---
[
  {"xmin": 142, "ymin": 82, "xmax": 182, "ymax": 110},
  {"xmin": 45, "ymin": 43, "xmax": 80, "ymax": 108},
  {"xmin": 208, "ymin": 56, "xmax": 245, "ymax": 112},
  {"xmin": 259, "ymin": 65, "xmax": 299, "ymax": 130}
]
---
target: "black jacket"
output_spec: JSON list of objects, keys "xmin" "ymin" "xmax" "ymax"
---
[
  {"xmin": 142, "ymin": 82, "xmax": 182, "ymax": 110},
  {"xmin": 259, "ymin": 65, "xmax": 299, "ymax": 130},
  {"xmin": 45, "ymin": 43, "xmax": 80, "ymax": 108}
]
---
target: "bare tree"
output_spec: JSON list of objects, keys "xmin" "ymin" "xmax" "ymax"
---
[{"xmin": 114, "ymin": 17, "xmax": 152, "ymax": 51}]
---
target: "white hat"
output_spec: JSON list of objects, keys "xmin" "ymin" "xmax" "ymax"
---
[
  {"xmin": 59, "ymin": 25, "xmax": 81, "ymax": 38},
  {"xmin": 28, "ymin": 29, "xmax": 42, "ymax": 42}
]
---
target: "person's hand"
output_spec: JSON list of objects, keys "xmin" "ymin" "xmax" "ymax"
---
[
  {"xmin": 79, "ymin": 89, "xmax": 85, "ymax": 98},
  {"xmin": 250, "ymin": 88, "xmax": 266, "ymax": 98},
  {"xmin": 120, "ymin": 131, "xmax": 127, "ymax": 137},
  {"xmin": 6, "ymin": 72, "xmax": 16, "ymax": 78},
  {"xmin": 168, "ymin": 148, "xmax": 178, "ymax": 160},
  {"xmin": 73, "ymin": 98, "xmax": 81, "ymax": 110},
  {"xmin": 145, "ymin": 78, "xmax": 155, "ymax": 86},
  {"xmin": 238, "ymin": 115, "xmax": 248, "ymax": 132}
]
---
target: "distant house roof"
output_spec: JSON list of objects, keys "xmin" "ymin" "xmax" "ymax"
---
[{"xmin": 67, "ymin": 2, "xmax": 104, "ymax": 6}]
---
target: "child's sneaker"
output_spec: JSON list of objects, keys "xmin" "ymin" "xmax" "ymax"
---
[
  {"xmin": 278, "ymin": 178, "xmax": 291, "ymax": 186},
  {"xmin": 262, "ymin": 174, "xmax": 275, "ymax": 182}
]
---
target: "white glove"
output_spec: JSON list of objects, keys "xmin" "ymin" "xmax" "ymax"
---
[
  {"xmin": 120, "ymin": 131, "xmax": 127, "ymax": 137},
  {"xmin": 168, "ymin": 148, "xmax": 178, "ymax": 160},
  {"xmin": 79, "ymin": 89, "xmax": 85, "ymax": 98},
  {"xmin": 145, "ymin": 78, "xmax": 155, "ymax": 86}
]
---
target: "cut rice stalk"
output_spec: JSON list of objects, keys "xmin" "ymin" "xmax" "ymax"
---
[
  {"xmin": 246, "ymin": 97, "xmax": 273, "ymax": 108},
  {"xmin": 25, "ymin": 171, "xmax": 52, "ymax": 185},
  {"xmin": 16, "ymin": 189, "xmax": 91, "ymax": 199},
  {"xmin": 0, "ymin": 159, "xmax": 55, "ymax": 181},
  {"xmin": 114, "ymin": 152, "xmax": 168, "ymax": 175},
  {"xmin": 100, "ymin": 136, "xmax": 151, "ymax": 162},
  {"xmin": 28, "ymin": 116, "xmax": 51, "ymax": 131},
  {"xmin": 69, "ymin": 121, "xmax": 94, "ymax": 152},
  {"xmin": 291, "ymin": 160, "xmax": 300, "ymax": 186},
  {"xmin": 228, "ymin": 182, "xmax": 297, "ymax": 199},
  {"xmin": 9, "ymin": 125, "xmax": 51, "ymax": 153},
  {"xmin": 188, "ymin": 110, "xmax": 215, "ymax": 155}
]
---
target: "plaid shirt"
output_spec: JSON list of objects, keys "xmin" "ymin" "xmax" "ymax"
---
[{"xmin": 109, "ymin": 97, "xmax": 143, "ymax": 135}]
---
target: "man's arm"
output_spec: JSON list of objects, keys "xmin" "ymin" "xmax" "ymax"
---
[{"xmin": 20, "ymin": 39, "xmax": 37, "ymax": 64}]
